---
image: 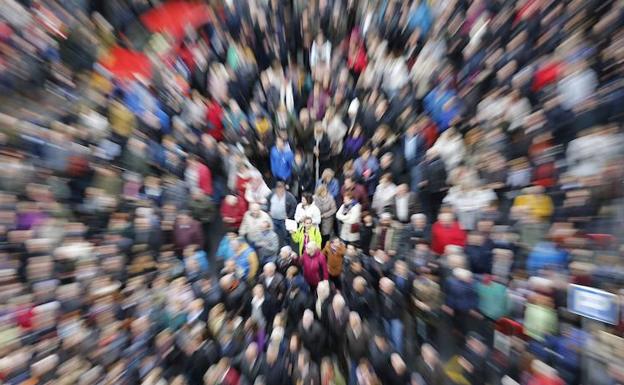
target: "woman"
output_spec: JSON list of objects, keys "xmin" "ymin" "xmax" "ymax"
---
[
  {"xmin": 291, "ymin": 216, "xmax": 323, "ymax": 255},
  {"xmin": 300, "ymin": 241, "xmax": 329, "ymax": 291},
  {"xmin": 315, "ymin": 184, "xmax": 337, "ymax": 244},
  {"xmin": 295, "ymin": 192, "xmax": 322, "ymax": 225},
  {"xmin": 336, "ymin": 193, "xmax": 361, "ymax": 244},
  {"xmin": 316, "ymin": 168, "xmax": 341, "ymax": 202},
  {"xmin": 353, "ymin": 146, "xmax": 380, "ymax": 197},
  {"xmin": 343, "ymin": 124, "xmax": 365, "ymax": 161},
  {"xmin": 371, "ymin": 173, "xmax": 397, "ymax": 216}
]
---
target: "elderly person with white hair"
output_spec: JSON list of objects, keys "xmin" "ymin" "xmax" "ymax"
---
[
  {"xmin": 300, "ymin": 241, "xmax": 328, "ymax": 290},
  {"xmin": 258, "ymin": 262, "xmax": 286, "ymax": 303},
  {"xmin": 239, "ymin": 203, "xmax": 273, "ymax": 238},
  {"xmin": 379, "ymin": 277, "xmax": 406, "ymax": 354},
  {"xmin": 442, "ymin": 268, "xmax": 480, "ymax": 337}
]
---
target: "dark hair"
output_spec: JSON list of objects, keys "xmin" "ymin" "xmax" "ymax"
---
[{"xmin": 302, "ymin": 192, "xmax": 314, "ymax": 205}]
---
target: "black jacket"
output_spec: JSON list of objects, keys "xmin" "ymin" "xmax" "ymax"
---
[
  {"xmin": 346, "ymin": 325, "xmax": 372, "ymax": 362},
  {"xmin": 259, "ymin": 272, "xmax": 287, "ymax": 305},
  {"xmin": 263, "ymin": 357, "xmax": 289, "ymax": 385},
  {"xmin": 379, "ymin": 289, "xmax": 405, "ymax": 320},
  {"xmin": 298, "ymin": 320, "xmax": 326, "ymax": 362},
  {"xmin": 266, "ymin": 191, "xmax": 297, "ymax": 219},
  {"xmin": 422, "ymin": 156, "xmax": 448, "ymax": 193}
]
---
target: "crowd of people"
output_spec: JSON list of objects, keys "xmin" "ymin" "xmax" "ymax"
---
[{"xmin": 1, "ymin": 0, "xmax": 624, "ymax": 384}]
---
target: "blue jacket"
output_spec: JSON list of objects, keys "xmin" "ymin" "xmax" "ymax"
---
[
  {"xmin": 185, "ymin": 250, "xmax": 209, "ymax": 272},
  {"xmin": 270, "ymin": 146, "xmax": 294, "ymax": 181},
  {"xmin": 216, "ymin": 237, "xmax": 234, "ymax": 261},
  {"xmin": 527, "ymin": 242, "xmax": 568, "ymax": 274},
  {"xmin": 445, "ymin": 277, "xmax": 478, "ymax": 312}
]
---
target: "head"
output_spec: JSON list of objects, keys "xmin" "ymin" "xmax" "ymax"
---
[
  {"xmin": 302, "ymin": 309, "xmax": 314, "ymax": 329},
  {"xmin": 303, "ymin": 217, "xmax": 313, "ymax": 230},
  {"xmin": 380, "ymin": 212, "xmax": 393, "ymax": 226},
  {"xmin": 275, "ymin": 181, "xmax": 286, "ymax": 195},
  {"xmin": 252, "ymin": 284, "xmax": 264, "ymax": 299},
  {"xmin": 301, "ymin": 192, "xmax": 313, "ymax": 206},
  {"xmin": 321, "ymin": 168, "xmax": 335, "ymax": 182},
  {"xmin": 438, "ymin": 212, "xmax": 454, "ymax": 226},
  {"xmin": 263, "ymin": 262, "xmax": 276, "ymax": 277},
  {"xmin": 421, "ymin": 343, "xmax": 439, "ymax": 365},
  {"xmin": 249, "ymin": 203, "xmax": 261, "ymax": 217},
  {"xmin": 305, "ymin": 241, "xmax": 319, "ymax": 255},
  {"xmin": 353, "ymin": 276, "xmax": 366, "ymax": 293},
  {"xmin": 379, "ymin": 277, "xmax": 395, "ymax": 294},
  {"xmin": 411, "ymin": 213, "xmax": 427, "ymax": 228}
]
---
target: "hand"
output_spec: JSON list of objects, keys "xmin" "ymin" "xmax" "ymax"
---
[
  {"xmin": 313, "ymin": 147, "xmax": 319, "ymax": 156},
  {"xmin": 388, "ymin": 250, "xmax": 397, "ymax": 256},
  {"xmin": 418, "ymin": 180, "xmax": 428, "ymax": 187},
  {"xmin": 469, "ymin": 310, "xmax": 484, "ymax": 320}
]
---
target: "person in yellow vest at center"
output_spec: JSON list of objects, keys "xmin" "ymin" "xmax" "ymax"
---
[{"xmin": 291, "ymin": 216, "xmax": 322, "ymax": 255}]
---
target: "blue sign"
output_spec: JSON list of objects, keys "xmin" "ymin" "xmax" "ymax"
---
[{"xmin": 568, "ymin": 284, "xmax": 619, "ymax": 325}]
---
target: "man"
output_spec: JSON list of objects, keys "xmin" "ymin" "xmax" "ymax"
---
[
  {"xmin": 402, "ymin": 213, "xmax": 430, "ymax": 255},
  {"xmin": 229, "ymin": 237, "xmax": 260, "ymax": 283},
  {"xmin": 173, "ymin": 211, "xmax": 204, "ymax": 256},
  {"xmin": 416, "ymin": 344, "xmax": 445, "ymax": 385},
  {"xmin": 391, "ymin": 184, "xmax": 420, "ymax": 224},
  {"xmin": 239, "ymin": 203, "xmax": 274, "ymax": 238},
  {"xmin": 298, "ymin": 309, "xmax": 325, "ymax": 363},
  {"xmin": 258, "ymin": 262, "xmax": 286, "ymax": 305},
  {"xmin": 322, "ymin": 236, "xmax": 346, "ymax": 289},
  {"xmin": 293, "ymin": 348, "xmax": 321, "ymax": 385},
  {"xmin": 267, "ymin": 181, "xmax": 297, "ymax": 245},
  {"xmin": 379, "ymin": 277, "xmax": 405, "ymax": 354},
  {"xmin": 370, "ymin": 213, "xmax": 401, "ymax": 256},
  {"xmin": 270, "ymin": 136, "xmax": 295, "ymax": 183},
  {"xmin": 220, "ymin": 273, "xmax": 250, "ymax": 315},
  {"xmin": 431, "ymin": 212, "xmax": 466, "ymax": 255},
  {"xmin": 443, "ymin": 268, "xmax": 479, "ymax": 338},
  {"xmin": 247, "ymin": 220, "xmax": 280, "ymax": 265},
  {"xmin": 220, "ymin": 195, "xmax": 247, "ymax": 232},
  {"xmin": 346, "ymin": 276, "xmax": 377, "ymax": 322},
  {"xmin": 340, "ymin": 176, "xmax": 369, "ymax": 210},
  {"xmin": 185, "ymin": 154, "xmax": 213, "ymax": 197},
  {"xmin": 346, "ymin": 312, "xmax": 371, "ymax": 385},
  {"xmin": 420, "ymin": 148, "xmax": 448, "ymax": 221},
  {"xmin": 402, "ymin": 120, "xmax": 427, "ymax": 191},
  {"xmin": 262, "ymin": 342, "xmax": 288, "ymax": 385}
]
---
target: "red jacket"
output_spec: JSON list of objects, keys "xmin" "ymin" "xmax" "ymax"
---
[
  {"xmin": 206, "ymin": 100, "xmax": 224, "ymax": 141},
  {"xmin": 220, "ymin": 198, "xmax": 247, "ymax": 230},
  {"xmin": 196, "ymin": 162, "xmax": 213, "ymax": 196},
  {"xmin": 431, "ymin": 221, "xmax": 467, "ymax": 255},
  {"xmin": 301, "ymin": 250, "xmax": 329, "ymax": 289}
]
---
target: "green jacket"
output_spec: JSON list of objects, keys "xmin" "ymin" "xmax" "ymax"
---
[
  {"xmin": 476, "ymin": 281, "xmax": 509, "ymax": 320},
  {"xmin": 291, "ymin": 225, "xmax": 322, "ymax": 255},
  {"xmin": 189, "ymin": 196, "xmax": 216, "ymax": 224},
  {"xmin": 523, "ymin": 303, "xmax": 558, "ymax": 342}
]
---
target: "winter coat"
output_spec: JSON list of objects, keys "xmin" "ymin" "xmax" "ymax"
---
[
  {"xmin": 239, "ymin": 210, "xmax": 273, "ymax": 237},
  {"xmin": 370, "ymin": 224, "xmax": 402, "ymax": 253},
  {"xmin": 314, "ymin": 193, "xmax": 337, "ymax": 235},
  {"xmin": 322, "ymin": 241, "xmax": 346, "ymax": 277},
  {"xmin": 291, "ymin": 225, "xmax": 323, "ymax": 255},
  {"xmin": 300, "ymin": 250, "xmax": 329, "ymax": 289},
  {"xmin": 336, "ymin": 202, "xmax": 362, "ymax": 242},
  {"xmin": 431, "ymin": 221, "xmax": 466, "ymax": 255},
  {"xmin": 444, "ymin": 277, "xmax": 478, "ymax": 312}
]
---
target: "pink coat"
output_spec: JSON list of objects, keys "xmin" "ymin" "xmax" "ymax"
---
[{"xmin": 301, "ymin": 250, "xmax": 328, "ymax": 289}]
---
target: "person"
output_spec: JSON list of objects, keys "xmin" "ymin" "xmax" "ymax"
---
[
  {"xmin": 420, "ymin": 148, "xmax": 448, "ymax": 221},
  {"xmin": 379, "ymin": 277, "xmax": 405, "ymax": 354},
  {"xmin": 239, "ymin": 203, "xmax": 274, "ymax": 238},
  {"xmin": 340, "ymin": 176, "xmax": 369, "ymax": 211},
  {"xmin": 258, "ymin": 262, "xmax": 286, "ymax": 305},
  {"xmin": 267, "ymin": 181, "xmax": 297, "ymax": 245},
  {"xmin": 371, "ymin": 173, "xmax": 396, "ymax": 216},
  {"xmin": 322, "ymin": 236, "xmax": 346, "ymax": 289},
  {"xmin": 415, "ymin": 344, "xmax": 446, "ymax": 385},
  {"xmin": 247, "ymin": 220, "xmax": 280, "ymax": 265},
  {"xmin": 370, "ymin": 213, "xmax": 401, "ymax": 256},
  {"xmin": 345, "ymin": 312, "xmax": 371, "ymax": 385},
  {"xmin": 431, "ymin": 212, "xmax": 467, "ymax": 255},
  {"xmin": 291, "ymin": 216, "xmax": 323, "ymax": 255},
  {"xmin": 390, "ymin": 184, "xmax": 420, "ymax": 224},
  {"xmin": 300, "ymin": 241, "xmax": 329, "ymax": 291},
  {"xmin": 314, "ymin": 184, "xmax": 337, "ymax": 243},
  {"xmin": 316, "ymin": 168, "xmax": 341, "ymax": 202},
  {"xmin": 353, "ymin": 146, "xmax": 380, "ymax": 197},
  {"xmin": 221, "ymin": 194, "xmax": 248, "ymax": 232},
  {"xmin": 185, "ymin": 155, "xmax": 213, "ymax": 197},
  {"xmin": 336, "ymin": 193, "xmax": 362, "ymax": 245},
  {"xmin": 270, "ymin": 136, "xmax": 295, "ymax": 183},
  {"xmin": 298, "ymin": 309, "xmax": 326, "ymax": 363},
  {"xmin": 229, "ymin": 237, "xmax": 260, "ymax": 283},
  {"xmin": 442, "ymin": 268, "xmax": 479, "ymax": 338},
  {"xmin": 173, "ymin": 211, "xmax": 204, "ymax": 256},
  {"xmin": 295, "ymin": 192, "xmax": 322, "ymax": 225}
]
